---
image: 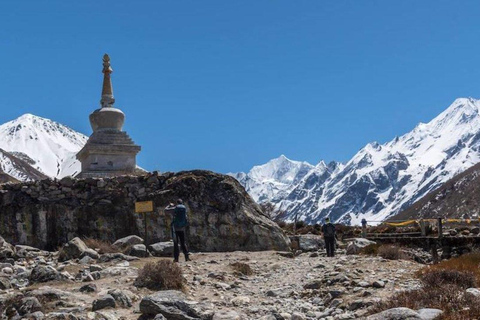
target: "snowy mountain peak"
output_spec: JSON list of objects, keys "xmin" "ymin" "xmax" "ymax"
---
[
  {"xmin": 233, "ymin": 97, "xmax": 480, "ymax": 225},
  {"xmin": 0, "ymin": 114, "xmax": 88, "ymax": 178}
]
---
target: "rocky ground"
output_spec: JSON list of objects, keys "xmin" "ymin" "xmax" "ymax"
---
[{"xmin": 0, "ymin": 235, "xmax": 431, "ymax": 320}]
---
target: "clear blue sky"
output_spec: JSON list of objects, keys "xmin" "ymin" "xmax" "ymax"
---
[{"xmin": 1, "ymin": 1, "xmax": 480, "ymax": 173}]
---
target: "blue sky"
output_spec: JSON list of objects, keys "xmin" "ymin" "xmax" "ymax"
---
[{"xmin": 1, "ymin": 1, "xmax": 480, "ymax": 173}]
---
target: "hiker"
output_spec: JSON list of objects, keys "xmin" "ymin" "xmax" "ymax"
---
[
  {"xmin": 164, "ymin": 199, "xmax": 190, "ymax": 262},
  {"xmin": 361, "ymin": 218, "xmax": 367, "ymax": 237},
  {"xmin": 322, "ymin": 217, "xmax": 336, "ymax": 257}
]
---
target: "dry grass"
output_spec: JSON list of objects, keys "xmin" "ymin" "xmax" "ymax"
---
[
  {"xmin": 82, "ymin": 237, "xmax": 120, "ymax": 254},
  {"xmin": 371, "ymin": 284, "xmax": 480, "ymax": 320},
  {"xmin": 134, "ymin": 260, "xmax": 185, "ymax": 291},
  {"xmin": 377, "ymin": 245, "xmax": 409, "ymax": 260},
  {"xmin": 230, "ymin": 262, "xmax": 253, "ymax": 276},
  {"xmin": 417, "ymin": 252, "xmax": 480, "ymax": 283},
  {"xmin": 359, "ymin": 243, "xmax": 382, "ymax": 255},
  {"xmin": 420, "ymin": 269, "xmax": 475, "ymax": 289},
  {"xmin": 371, "ymin": 252, "xmax": 480, "ymax": 320}
]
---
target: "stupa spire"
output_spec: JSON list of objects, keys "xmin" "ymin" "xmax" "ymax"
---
[{"xmin": 100, "ymin": 54, "xmax": 115, "ymax": 108}]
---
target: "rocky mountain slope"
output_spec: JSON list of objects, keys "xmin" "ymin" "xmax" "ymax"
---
[
  {"xmin": 394, "ymin": 160, "xmax": 480, "ymax": 221},
  {"xmin": 0, "ymin": 148, "xmax": 48, "ymax": 182},
  {"xmin": 0, "ymin": 114, "xmax": 88, "ymax": 179},
  {"xmin": 233, "ymin": 98, "xmax": 480, "ymax": 225}
]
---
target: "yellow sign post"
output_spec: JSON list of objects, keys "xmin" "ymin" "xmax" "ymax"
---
[
  {"xmin": 135, "ymin": 201, "xmax": 154, "ymax": 213},
  {"xmin": 135, "ymin": 201, "xmax": 154, "ymax": 255}
]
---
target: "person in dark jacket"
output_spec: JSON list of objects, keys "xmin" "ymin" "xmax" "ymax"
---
[
  {"xmin": 322, "ymin": 217, "xmax": 336, "ymax": 257},
  {"xmin": 165, "ymin": 199, "xmax": 190, "ymax": 262}
]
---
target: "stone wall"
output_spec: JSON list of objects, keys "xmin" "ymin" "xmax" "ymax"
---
[{"xmin": 0, "ymin": 170, "xmax": 290, "ymax": 252}]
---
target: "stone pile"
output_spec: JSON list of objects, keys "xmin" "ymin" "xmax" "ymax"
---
[{"xmin": 0, "ymin": 233, "xmax": 441, "ymax": 320}]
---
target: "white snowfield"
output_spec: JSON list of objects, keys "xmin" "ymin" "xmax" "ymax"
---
[
  {"xmin": 232, "ymin": 98, "xmax": 480, "ymax": 225},
  {"xmin": 0, "ymin": 114, "xmax": 88, "ymax": 179}
]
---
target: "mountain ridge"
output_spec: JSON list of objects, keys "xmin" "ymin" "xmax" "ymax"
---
[
  {"xmin": 0, "ymin": 113, "xmax": 88, "ymax": 179},
  {"xmin": 232, "ymin": 97, "xmax": 480, "ymax": 225}
]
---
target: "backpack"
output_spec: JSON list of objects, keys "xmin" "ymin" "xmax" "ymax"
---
[
  {"xmin": 174, "ymin": 205, "xmax": 189, "ymax": 229},
  {"xmin": 324, "ymin": 223, "xmax": 335, "ymax": 237}
]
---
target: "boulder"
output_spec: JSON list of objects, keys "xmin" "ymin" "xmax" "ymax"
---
[
  {"xmin": 366, "ymin": 307, "xmax": 423, "ymax": 320},
  {"xmin": 81, "ymin": 248, "xmax": 100, "ymax": 260},
  {"xmin": 289, "ymin": 235, "xmax": 325, "ymax": 252},
  {"xmin": 93, "ymin": 311, "xmax": 118, "ymax": 320},
  {"xmin": 107, "ymin": 289, "xmax": 132, "ymax": 308},
  {"xmin": 0, "ymin": 277, "xmax": 11, "ymax": 289},
  {"xmin": 416, "ymin": 308, "xmax": 443, "ymax": 320},
  {"xmin": 0, "ymin": 236, "xmax": 15, "ymax": 259},
  {"xmin": 140, "ymin": 290, "xmax": 214, "ymax": 319},
  {"xmin": 29, "ymin": 266, "xmax": 65, "ymax": 283},
  {"xmin": 0, "ymin": 171, "xmax": 290, "ymax": 252},
  {"xmin": 213, "ymin": 311, "xmax": 243, "ymax": 320},
  {"xmin": 92, "ymin": 295, "xmax": 116, "ymax": 311},
  {"xmin": 58, "ymin": 238, "xmax": 89, "ymax": 262},
  {"xmin": 346, "ymin": 238, "xmax": 376, "ymax": 255},
  {"xmin": 98, "ymin": 253, "xmax": 139, "ymax": 263},
  {"xmin": 128, "ymin": 244, "xmax": 149, "ymax": 258},
  {"xmin": 19, "ymin": 297, "xmax": 42, "ymax": 315},
  {"xmin": 148, "ymin": 242, "xmax": 174, "ymax": 257},
  {"xmin": 113, "ymin": 235, "xmax": 144, "ymax": 248},
  {"xmin": 466, "ymin": 288, "xmax": 480, "ymax": 298},
  {"xmin": 80, "ymin": 284, "xmax": 97, "ymax": 293}
]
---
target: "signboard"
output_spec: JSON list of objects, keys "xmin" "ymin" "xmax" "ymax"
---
[{"xmin": 135, "ymin": 201, "xmax": 153, "ymax": 213}]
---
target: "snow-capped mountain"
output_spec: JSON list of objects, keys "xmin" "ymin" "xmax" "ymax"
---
[
  {"xmin": 0, "ymin": 148, "xmax": 47, "ymax": 182},
  {"xmin": 231, "ymin": 155, "xmax": 316, "ymax": 203},
  {"xmin": 233, "ymin": 98, "xmax": 480, "ymax": 225},
  {"xmin": 0, "ymin": 114, "xmax": 88, "ymax": 179}
]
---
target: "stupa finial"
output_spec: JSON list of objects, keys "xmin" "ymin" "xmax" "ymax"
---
[{"xmin": 100, "ymin": 54, "xmax": 115, "ymax": 108}]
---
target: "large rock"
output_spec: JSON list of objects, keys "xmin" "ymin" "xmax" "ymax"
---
[
  {"xmin": 113, "ymin": 235, "xmax": 144, "ymax": 248},
  {"xmin": 417, "ymin": 309, "xmax": 443, "ymax": 320},
  {"xmin": 0, "ymin": 171, "xmax": 290, "ymax": 252},
  {"xmin": 0, "ymin": 236, "xmax": 15, "ymax": 259},
  {"xmin": 346, "ymin": 238, "xmax": 376, "ymax": 255},
  {"xmin": 58, "ymin": 237, "xmax": 89, "ymax": 262},
  {"xmin": 107, "ymin": 289, "xmax": 132, "ymax": 308},
  {"xmin": 29, "ymin": 266, "xmax": 66, "ymax": 283},
  {"xmin": 365, "ymin": 307, "xmax": 423, "ymax": 320},
  {"xmin": 289, "ymin": 235, "xmax": 325, "ymax": 251},
  {"xmin": 148, "ymin": 242, "xmax": 174, "ymax": 257},
  {"xmin": 128, "ymin": 244, "xmax": 149, "ymax": 258},
  {"xmin": 140, "ymin": 290, "xmax": 214, "ymax": 319},
  {"xmin": 92, "ymin": 295, "xmax": 116, "ymax": 311}
]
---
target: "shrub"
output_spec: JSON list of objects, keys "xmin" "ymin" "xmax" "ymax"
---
[
  {"xmin": 370, "ymin": 284, "xmax": 480, "ymax": 319},
  {"xmin": 377, "ymin": 245, "xmax": 408, "ymax": 260},
  {"xmin": 134, "ymin": 260, "xmax": 184, "ymax": 291},
  {"xmin": 370, "ymin": 253, "xmax": 480, "ymax": 320},
  {"xmin": 295, "ymin": 220, "xmax": 306, "ymax": 229},
  {"xmin": 83, "ymin": 237, "xmax": 119, "ymax": 254},
  {"xmin": 420, "ymin": 269, "xmax": 475, "ymax": 289},
  {"xmin": 230, "ymin": 262, "xmax": 253, "ymax": 276},
  {"xmin": 276, "ymin": 220, "xmax": 287, "ymax": 228},
  {"xmin": 417, "ymin": 252, "xmax": 480, "ymax": 284},
  {"xmin": 359, "ymin": 243, "xmax": 381, "ymax": 255}
]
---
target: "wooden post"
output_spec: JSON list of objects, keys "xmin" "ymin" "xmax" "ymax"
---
[
  {"xmin": 144, "ymin": 212, "xmax": 148, "ymax": 255},
  {"xmin": 437, "ymin": 218, "xmax": 443, "ymax": 239},
  {"xmin": 420, "ymin": 219, "xmax": 426, "ymax": 236},
  {"xmin": 431, "ymin": 241, "xmax": 439, "ymax": 264}
]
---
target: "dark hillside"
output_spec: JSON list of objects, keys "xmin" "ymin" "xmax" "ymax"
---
[{"xmin": 393, "ymin": 161, "xmax": 480, "ymax": 221}]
